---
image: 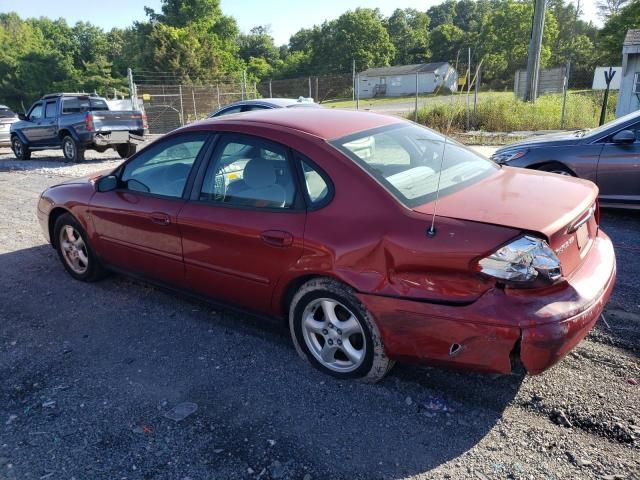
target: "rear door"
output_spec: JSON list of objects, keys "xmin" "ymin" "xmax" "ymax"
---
[
  {"xmin": 40, "ymin": 100, "xmax": 59, "ymax": 146},
  {"xmin": 596, "ymin": 120, "xmax": 640, "ymax": 205},
  {"xmin": 178, "ymin": 133, "xmax": 306, "ymax": 314},
  {"xmin": 90, "ymin": 131, "xmax": 211, "ymax": 285}
]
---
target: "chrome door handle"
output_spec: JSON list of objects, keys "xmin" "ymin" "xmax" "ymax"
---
[
  {"xmin": 150, "ymin": 212, "xmax": 171, "ymax": 226},
  {"xmin": 260, "ymin": 230, "xmax": 293, "ymax": 247}
]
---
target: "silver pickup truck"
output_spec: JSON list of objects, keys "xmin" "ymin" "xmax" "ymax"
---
[{"xmin": 10, "ymin": 93, "xmax": 148, "ymax": 162}]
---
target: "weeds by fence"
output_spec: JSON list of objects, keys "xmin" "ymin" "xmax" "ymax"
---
[{"xmin": 413, "ymin": 90, "xmax": 618, "ymax": 134}]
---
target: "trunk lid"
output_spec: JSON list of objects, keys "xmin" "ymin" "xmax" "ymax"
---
[{"xmin": 413, "ymin": 166, "xmax": 599, "ymax": 277}]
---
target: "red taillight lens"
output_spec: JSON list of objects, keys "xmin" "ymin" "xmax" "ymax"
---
[
  {"xmin": 85, "ymin": 113, "xmax": 94, "ymax": 132},
  {"xmin": 141, "ymin": 112, "xmax": 148, "ymax": 130}
]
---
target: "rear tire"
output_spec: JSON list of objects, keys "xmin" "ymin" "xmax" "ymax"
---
[
  {"xmin": 11, "ymin": 136, "xmax": 31, "ymax": 160},
  {"xmin": 116, "ymin": 143, "xmax": 137, "ymax": 159},
  {"xmin": 53, "ymin": 213, "xmax": 106, "ymax": 282},
  {"xmin": 62, "ymin": 136, "xmax": 85, "ymax": 163},
  {"xmin": 289, "ymin": 278, "xmax": 394, "ymax": 382},
  {"xmin": 537, "ymin": 163, "xmax": 574, "ymax": 176}
]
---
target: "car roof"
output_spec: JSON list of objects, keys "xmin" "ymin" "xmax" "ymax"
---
[{"xmin": 199, "ymin": 108, "xmax": 404, "ymax": 140}]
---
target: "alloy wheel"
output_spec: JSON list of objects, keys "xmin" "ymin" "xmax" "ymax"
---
[
  {"xmin": 12, "ymin": 138, "xmax": 23, "ymax": 157},
  {"xmin": 301, "ymin": 298, "xmax": 367, "ymax": 373},
  {"xmin": 59, "ymin": 225, "xmax": 89, "ymax": 274},
  {"xmin": 64, "ymin": 138, "xmax": 75, "ymax": 160}
]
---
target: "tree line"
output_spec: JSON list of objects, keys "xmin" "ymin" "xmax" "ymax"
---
[{"xmin": 0, "ymin": 0, "xmax": 638, "ymax": 110}]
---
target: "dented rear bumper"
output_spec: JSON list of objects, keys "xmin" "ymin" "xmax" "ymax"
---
[{"xmin": 356, "ymin": 230, "xmax": 616, "ymax": 375}]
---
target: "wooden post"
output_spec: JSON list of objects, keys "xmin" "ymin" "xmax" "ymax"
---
[
  {"xmin": 269, "ymin": 79, "xmax": 273, "ymax": 98},
  {"xmin": 192, "ymin": 88, "xmax": 197, "ymax": 119},
  {"xmin": 415, "ymin": 70, "xmax": 419, "ymax": 122}
]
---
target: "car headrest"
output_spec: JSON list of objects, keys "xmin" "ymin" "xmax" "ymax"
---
[{"xmin": 243, "ymin": 158, "xmax": 276, "ymax": 189}]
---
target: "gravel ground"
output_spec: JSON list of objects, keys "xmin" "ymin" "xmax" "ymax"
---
[{"xmin": 0, "ymin": 146, "xmax": 638, "ymax": 480}]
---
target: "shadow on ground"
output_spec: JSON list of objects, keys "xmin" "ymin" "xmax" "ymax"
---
[{"xmin": 0, "ymin": 245, "xmax": 523, "ymax": 479}]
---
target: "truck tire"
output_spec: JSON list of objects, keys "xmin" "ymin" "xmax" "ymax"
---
[
  {"xmin": 11, "ymin": 136, "xmax": 31, "ymax": 160},
  {"xmin": 117, "ymin": 144, "xmax": 137, "ymax": 159},
  {"xmin": 62, "ymin": 136, "xmax": 85, "ymax": 163}
]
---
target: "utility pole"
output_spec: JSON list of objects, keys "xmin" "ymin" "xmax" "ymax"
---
[
  {"xmin": 524, "ymin": 0, "xmax": 546, "ymax": 102},
  {"xmin": 466, "ymin": 48, "xmax": 471, "ymax": 130},
  {"xmin": 352, "ymin": 59, "xmax": 356, "ymax": 103}
]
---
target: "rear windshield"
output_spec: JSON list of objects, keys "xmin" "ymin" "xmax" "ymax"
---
[
  {"xmin": 331, "ymin": 123, "xmax": 498, "ymax": 208},
  {"xmin": 0, "ymin": 108, "xmax": 15, "ymax": 118},
  {"xmin": 62, "ymin": 97, "xmax": 109, "ymax": 114}
]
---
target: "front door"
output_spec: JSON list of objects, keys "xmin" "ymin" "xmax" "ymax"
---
[
  {"xmin": 90, "ymin": 131, "xmax": 211, "ymax": 285},
  {"xmin": 21, "ymin": 102, "xmax": 45, "ymax": 143},
  {"xmin": 596, "ymin": 121, "xmax": 640, "ymax": 205},
  {"xmin": 179, "ymin": 133, "xmax": 306, "ymax": 314}
]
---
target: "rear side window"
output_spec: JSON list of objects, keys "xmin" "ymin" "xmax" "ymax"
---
[
  {"xmin": 199, "ymin": 134, "xmax": 297, "ymax": 209},
  {"xmin": 296, "ymin": 154, "xmax": 330, "ymax": 206},
  {"xmin": 45, "ymin": 101, "xmax": 57, "ymax": 118}
]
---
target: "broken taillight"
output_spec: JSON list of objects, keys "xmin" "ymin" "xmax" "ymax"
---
[{"xmin": 85, "ymin": 112, "xmax": 94, "ymax": 132}]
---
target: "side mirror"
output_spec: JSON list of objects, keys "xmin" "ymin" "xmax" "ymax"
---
[
  {"xmin": 611, "ymin": 130, "xmax": 636, "ymax": 144},
  {"xmin": 96, "ymin": 175, "xmax": 118, "ymax": 192},
  {"xmin": 18, "ymin": 113, "xmax": 27, "ymax": 121}
]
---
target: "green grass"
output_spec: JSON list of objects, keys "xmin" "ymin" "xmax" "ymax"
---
[
  {"xmin": 322, "ymin": 91, "xmax": 512, "ymax": 109},
  {"xmin": 412, "ymin": 91, "xmax": 618, "ymax": 134}
]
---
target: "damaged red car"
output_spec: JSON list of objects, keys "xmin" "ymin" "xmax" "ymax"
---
[{"xmin": 37, "ymin": 109, "xmax": 616, "ymax": 382}]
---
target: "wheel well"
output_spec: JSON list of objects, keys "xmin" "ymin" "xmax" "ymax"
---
[
  {"xmin": 280, "ymin": 275, "xmax": 321, "ymax": 318},
  {"xmin": 58, "ymin": 129, "xmax": 71, "ymax": 140},
  {"xmin": 48, "ymin": 207, "xmax": 70, "ymax": 247},
  {"xmin": 530, "ymin": 161, "xmax": 575, "ymax": 176}
]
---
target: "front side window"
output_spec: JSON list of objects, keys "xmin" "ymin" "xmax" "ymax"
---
[
  {"xmin": 331, "ymin": 123, "xmax": 497, "ymax": 208},
  {"xmin": 200, "ymin": 135, "xmax": 296, "ymax": 209},
  {"xmin": 29, "ymin": 103, "xmax": 43, "ymax": 120},
  {"xmin": 120, "ymin": 133, "xmax": 208, "ymax": 198}
]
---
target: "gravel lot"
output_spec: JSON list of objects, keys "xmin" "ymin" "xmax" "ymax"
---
[{"xmin": 0, "ymin": 146, "xmax": 638, "ymax": 480}]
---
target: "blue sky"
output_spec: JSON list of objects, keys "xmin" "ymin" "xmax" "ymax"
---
[{"xmin": 0, "ymin": 0, "xmax": 601, "ymax": 46}]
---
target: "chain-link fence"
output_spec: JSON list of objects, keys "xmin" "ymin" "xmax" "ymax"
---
[{"xmin": 131, "ymin": 70, "xmax": 354, "ymax": 134}]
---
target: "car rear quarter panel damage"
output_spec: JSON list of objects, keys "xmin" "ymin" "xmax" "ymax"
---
[{"xmin": 354, "ymin": 232, "xmax": 615, "ymax": 374}]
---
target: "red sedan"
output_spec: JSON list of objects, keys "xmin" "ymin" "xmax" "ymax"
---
[{"xmin": 37, "ymin": 109, "xmax": 616, "ymax": 382}]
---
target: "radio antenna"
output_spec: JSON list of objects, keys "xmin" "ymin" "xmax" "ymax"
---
[
  {"xmin": 426, "ymin": 66, "xmax": 457, "ymax": 238},
  {"xmin": 426, "ymin": 59, "xmax": 483, "ymax": 238},
  {"xmin": 427, "ymin": 135, "xmax": 447, "ymax": 237}
]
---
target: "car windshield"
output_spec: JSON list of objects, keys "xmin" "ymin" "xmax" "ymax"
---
[
  {"xmin": 0, "ymin": 108, "xmax": 15, "ymax": 118},
  {"xmin": 331, "ymin": 123, "xmax": 498, "ymax": 208},
  {"xmin": 582, "ymin": 110, "xmax": 640, "ymax": 138}
]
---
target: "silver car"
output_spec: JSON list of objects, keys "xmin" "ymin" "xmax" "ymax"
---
[
  {"xmin": 207, "ymin": 98, "xmax": 318, "ymax": 118},
  {"xmin": 0, "ymin": 105, "xmax": 18, "ymax": 147}
]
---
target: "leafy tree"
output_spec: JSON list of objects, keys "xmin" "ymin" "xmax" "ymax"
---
[
  {"xmin": 385, "ymin": 9, "xmax": 430, "ymax": 65},
  {"xmin": 238, "ymin": 26, "xmax": 279, "ymax": 65},
  {"xmin": 598, "ymin": 0, "xmax": 640, "ymax": 64},
  {"xmin": 427, "ymin": 0, "xmax": 457, "ymax": 28},
  {"xmin": 597, "ymin": 0, "xmax": 630, "ymax": 19}
]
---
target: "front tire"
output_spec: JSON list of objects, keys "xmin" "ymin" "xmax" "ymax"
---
[
  {"xmin": 537, "ymin": 163, "xmax": 574, "ymax": 176},
  {"xmin": 116, "ymin": 143, "xmax": 136, "ymax": 159},
  {"xmin": 11, "ymin": 136, "xmax": 31, "ymax": 160},
  {"xmin": 289, "ymin": 278, "xmax": 393, "ymax": 382},
  {"xmin": 62, "ymin": 136, "xmax": 85, "ymax": 163},
  {"xmin": 53, "ymin": 213, "xmax": 106, "ymax": 282}
]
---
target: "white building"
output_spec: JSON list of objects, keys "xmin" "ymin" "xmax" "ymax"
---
[
  {"xmin": 358, "ymin": 62, "xmax": 458, "ymax": 99},
  {"xmin": 616, "ymin": 30, "xmax": 640, "ymax": 117}
]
